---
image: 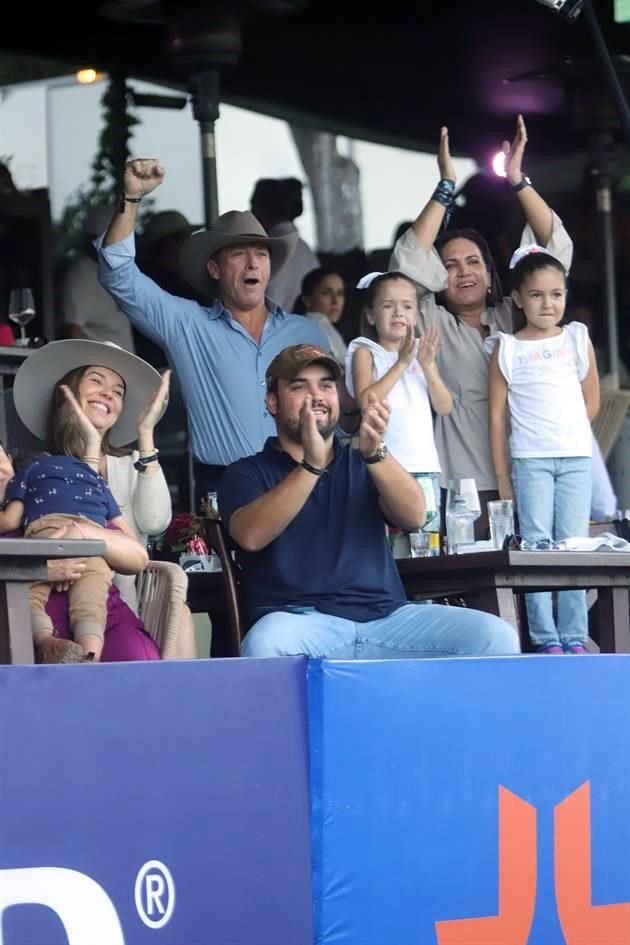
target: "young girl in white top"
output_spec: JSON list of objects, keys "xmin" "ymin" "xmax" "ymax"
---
[
  {"xmin": 488, "ymin": 245, "xmax": 600, "ymax": 654},
  {"xmin": 345, "ymin": 271, "xmax": 452, "ymax": 548}
]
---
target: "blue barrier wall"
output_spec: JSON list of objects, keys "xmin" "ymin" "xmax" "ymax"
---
[
  {"xmin": 308, "ymin": 655, "xmax": 630, "ymax": 945},
  {"xmin": 0, "ymin": 658, "xmax": 313, "ymax": 945},
  {"xmin": 2, "ymin": 654, "xmax": 630, "ymax": 944}
]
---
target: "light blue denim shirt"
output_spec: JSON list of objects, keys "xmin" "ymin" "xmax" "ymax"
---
[{"xmin": 97, "ymin": 233, "xmax": 329, "ymax": 465}]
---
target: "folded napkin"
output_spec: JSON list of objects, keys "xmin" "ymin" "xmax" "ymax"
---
[{"xmin": 558, "ymin": 533, "xmax": 630, "ymax": 552}]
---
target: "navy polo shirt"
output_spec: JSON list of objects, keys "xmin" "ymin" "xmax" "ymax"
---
[{"xmin": 218, "ymin": 437, "xmax": 407, "ymax": 625}]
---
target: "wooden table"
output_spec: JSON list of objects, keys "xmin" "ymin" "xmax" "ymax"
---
[
  {"xmin": 0, "ymin": 537, "xmax": 106, "ymax": 664},
  {"xmin": 398, "ymin": 549, "xmax": 630, "ymax": 653},
  {"xmin": 187, "ymin": 550, "xmax": 630, "ymax": 655}
]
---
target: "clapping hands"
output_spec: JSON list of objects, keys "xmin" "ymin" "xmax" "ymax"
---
[
  {"xmin": 137, "ymin": 369, "xmax": 171, "ymax": 436},
  {"xmin": 417, "ymin": 326, "xmax": 441, "ymax": 371},
  {"xmin": 359, "ymin": 393, "xmax": 391, "ymax": 459},
  {"xmin": 299, "ymin": 395, "xmax": 329, "ymax": 470},
  {"xmin": 60, "ymin": 384, "xmax": 102, "ymax": 456}
]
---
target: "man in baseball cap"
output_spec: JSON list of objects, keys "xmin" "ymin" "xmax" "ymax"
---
[
  {"xmin": 218, "ymin": 343, "xmax": 520, "ymax": 663},
  {"xmin": 265, "ymin": 343, "xmax": 341, "ymax": 391}
]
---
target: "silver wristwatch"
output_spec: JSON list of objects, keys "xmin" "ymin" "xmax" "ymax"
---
[{"xmin": 363, "ymin": 442, "xmax": 388, "ymax": 465}]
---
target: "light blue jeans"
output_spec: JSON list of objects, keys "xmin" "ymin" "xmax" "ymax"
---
[
  {"xmin": 512, "ymin": 456, "xmax": 592, "ymax": 648},
  {"xmin": 241, "ymin": 603, "xmax": 520, "ymax": 659}
]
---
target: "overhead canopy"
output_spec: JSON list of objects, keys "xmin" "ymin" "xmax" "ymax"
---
[{"xmin": 2, "ymin": 0, "xmax": 630, "ymax": 159}]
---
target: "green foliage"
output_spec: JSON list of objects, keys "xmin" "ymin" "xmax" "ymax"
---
[{"xmin": 54, "ymin": 75, "xmax": 153, "ymax": 264}]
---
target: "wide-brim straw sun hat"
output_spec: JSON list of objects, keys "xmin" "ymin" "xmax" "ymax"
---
[
  {"xmin": 13, "ymin": 339, "xmax": 166, "ymax": 447},
  {"xmin": 178, "ymin": 210, "xmax": 298, "ymax": 297}
]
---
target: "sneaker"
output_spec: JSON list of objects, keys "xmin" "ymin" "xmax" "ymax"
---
[
  {"xmin": 564, "ymin": 643, "xmax": 589, "ymax": 654},
  {"xmin": 536, "ymin": 643, "xmax": 564, "ymax": 654}
]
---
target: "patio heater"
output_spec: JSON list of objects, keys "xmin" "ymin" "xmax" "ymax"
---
[
  {"xmin": 100, "ymin": 0, "xmax": 306, "ymax": 228},
  {"xmin": 515, "ymin": 0, "xmax": 630, "ymax": 385}
]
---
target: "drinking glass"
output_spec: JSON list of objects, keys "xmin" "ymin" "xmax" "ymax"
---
[
  {"xmin": 487, "ymin": 499, "xmax": 515, "ymax": 550},
  {"xmin": 445, "ymin": 478, "xmax": 480, "ymax": 554},
  {"xmin": 445, "ymin": 478, "xmax": 481, "ymax": 520},
  {"xmin": 408, "ymin": 531, "xmax": 430, "ymax": 557},
  {"xmin": 8, "ymin": 288, "xmax": 36, "ymax": 346}
]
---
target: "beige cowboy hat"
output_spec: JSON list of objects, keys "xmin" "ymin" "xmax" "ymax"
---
[
  {"xmin": 178, "ymin": 210, "xmax": 298, "ymax": 297},
  {"xmin": 13, "ymin": 339, "xmax": 166, "ymax": 447}
]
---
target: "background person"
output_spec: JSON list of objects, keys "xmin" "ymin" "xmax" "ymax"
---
[
  {"xmin": 295, "ymin": 266, "xmax": 348, "ymax": 364},
  {"xmin": 250, "ymin": 177, "xmax": 320, "ymax": 313},
  {"xmin": 57, "ymin": 206, "xmax": 135, "ymax": 352},
  {"xmin": 135, "ymin": 209, "xmax": 194, "ymax": 368}
]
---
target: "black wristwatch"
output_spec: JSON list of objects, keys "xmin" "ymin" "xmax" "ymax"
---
[
  {"xmin": 362, "ymin": 442, "xmax": 388, "ymax": 465},
  {"xmin": 133, "ymin": 452, "xmax": 159, "ymax": 473},
  {"xmin": 511, "ymin": 176, "xmax": 532, "ymax": 193}
]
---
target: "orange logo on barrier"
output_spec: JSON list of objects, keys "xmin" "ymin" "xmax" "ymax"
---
[{"xmin": 434, "ymin": 782, "xmax": 630, "ymax": 945}]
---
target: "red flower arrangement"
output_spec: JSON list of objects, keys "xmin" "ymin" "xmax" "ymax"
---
[{"xmin": 163, "ymin": 512, "xmax": 208, "ymax": 554}]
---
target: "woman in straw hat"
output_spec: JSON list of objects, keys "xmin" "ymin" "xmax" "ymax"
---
[{"xmin": 0, "ymin": 339, "xmax": 196, "ymax": 662}]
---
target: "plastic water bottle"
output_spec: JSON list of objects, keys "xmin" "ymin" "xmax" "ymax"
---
[{"xmin": 446, "ymin": 497, "xmax": 476, "ymax": 554}]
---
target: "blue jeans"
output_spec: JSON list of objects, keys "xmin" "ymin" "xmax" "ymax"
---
[
  {"xmin": 241, "ymin": 603, "xmax": 520, "ymax": 658},
  {"xmin": 512, "ymin": 456, "xmax": 592, "ymax": 648}
]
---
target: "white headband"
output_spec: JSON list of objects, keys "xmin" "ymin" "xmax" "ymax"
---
[
  {"xmin": 509, "ymin": 243, "xmax": 563, "ymax": 271},
  {"xmin": 356, "ymin": 271, "xmax": 386, "ymax": 290}
]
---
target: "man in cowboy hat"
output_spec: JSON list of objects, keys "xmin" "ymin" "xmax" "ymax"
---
[
  {"xmin": 218, "ymin": 343, "xmax": 520, "ymax": 660},
  {"xmin": 96, "ymin": 158, "xmax": 331, "ymax": 509}
]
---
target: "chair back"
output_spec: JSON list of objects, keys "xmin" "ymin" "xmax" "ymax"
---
[
  {"xmin": 592, "ymin": 387, "xmax": 630, "ymax": 460},
  {"xmin": 202, "ymin": 517, "xmax": 246, "ymax": 656},
  {"xmin": 136, "ymin": 560, "xmax": 188, "ymax": 659}
]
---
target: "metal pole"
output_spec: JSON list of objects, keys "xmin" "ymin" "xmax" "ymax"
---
[
  {"xmin": 589, "ymin": 132, "xmax": 619, "ymax": 386},
  {"xmin": 582, "ymin": 0, "xmax": 630, "ymax": 152},
  {"xmin": 190, "ymin": 70, "xmax": 220, "ymax": 227}
]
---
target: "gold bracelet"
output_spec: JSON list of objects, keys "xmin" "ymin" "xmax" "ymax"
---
[{"xmin": 138, "ymin": 448, "xmax": 159, "ymax": 457}]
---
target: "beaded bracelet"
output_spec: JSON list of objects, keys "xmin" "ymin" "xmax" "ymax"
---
[{"xmin": 431, "ymin": 178, "xmax": 456, "ymax": 229}]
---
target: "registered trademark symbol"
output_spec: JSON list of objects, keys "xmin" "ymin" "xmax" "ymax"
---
[{"xmin": 134, "ymin": 860, "xmax": 175, "ymax": 929}]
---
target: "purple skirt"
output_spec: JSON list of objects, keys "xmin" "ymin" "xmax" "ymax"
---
[{"xmin": 46, "ymin": 584, "xmax": 160, "ymax": 662}]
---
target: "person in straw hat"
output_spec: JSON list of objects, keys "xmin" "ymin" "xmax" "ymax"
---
[
  {"xmin": 0, "ymin": 339, "xmax": 197, "ymax": 663},
  {"xmin": 96, "ymin": 158, "xmax": 333, "ymax": 508}
]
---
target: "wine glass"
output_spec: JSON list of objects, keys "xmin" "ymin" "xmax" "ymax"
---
[{"xmin": 8, "ymin": 288, "xmax": 36, "ymax": 346}]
